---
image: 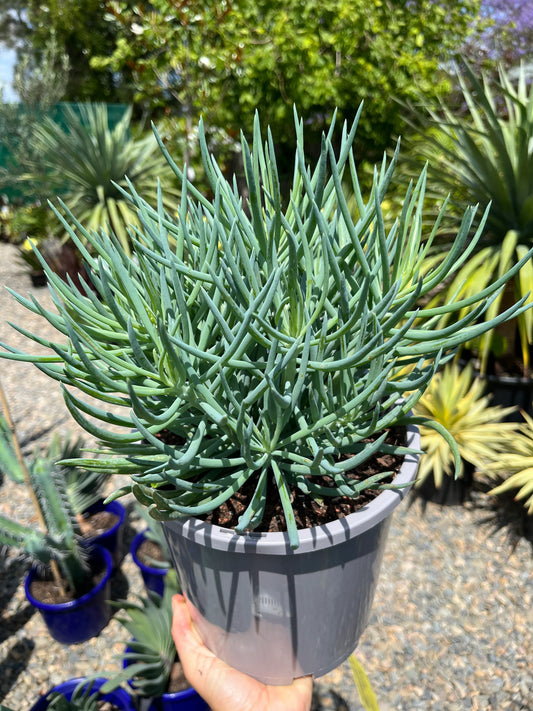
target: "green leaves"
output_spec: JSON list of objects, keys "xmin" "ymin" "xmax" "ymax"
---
[
  {"xmin": 23, "ymin": 103, "xmax": 180, "ymax": 255},
  {"xmin": 402, "ymin": 63, "xmax": 533, "ymax": 371},
  {"xmin": 0, "ymin": 456, "xmax": 90, "ymax": 592},
  {"xmin": 46, "ymin": 679, "xmax": 103, "ymax": 711},
  {"xmin": 101, "ymin": 570, "xmax": 180, "ymax": 697},
  {"xmin": 413, "ymin": 363, "xmax": 517, "ymax": 489},
  {"xmin": 2, "ymin": 108, "xmax": 532, "ymax": 546}
]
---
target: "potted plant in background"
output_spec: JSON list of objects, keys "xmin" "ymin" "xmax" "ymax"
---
[
  {"xmin": 1, "ymin": 106, "xmax": 532, "ymax": 681},
  {"xmin": 102, "ymin": 570, "xmax": 208, "ymax": 711},
  {"xmin": 0, "ymin": 393, "xmax": 126, "ymax": 569},
  {"xmin": 22, "ymin": 103, "xmax": 181, "ymax": 257},
  {"xmin": 30, "ymin": 677, "xmax": 136, "ymax": 711},
  {"xmin": 412, "ymin": 363, "xmax": 518, "ymax": 505},
  {"xmin": 0, "ymin": 454, "xmax": 113, "ymax": 644},
  {"xmin": 0, "ymin": 378, "xmax": 113, "ymax": 644},
  {"xmin": 484, "ymin": 410, "xmax": 533, "ymax": 516},
  {"xmin": 402, "ymin": 62, "xmax": 533, "ymax": 415}
]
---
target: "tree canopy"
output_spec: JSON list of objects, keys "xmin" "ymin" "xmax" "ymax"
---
[
  {"xmin": 92, "ymin": 0, "xmax": 482, "ymax": 159},
  {"xmin": 0, "ymin": 0, "xmax": 133, "ymax": 102}
]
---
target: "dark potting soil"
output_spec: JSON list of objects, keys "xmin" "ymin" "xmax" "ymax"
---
[
  {"xmin": 28, "ymin": 512, "xmax": 116, "ymax": 605},
  {"xmin": 29, "ymin": 558, "xmax": 107, "ymax": 605},
  {"xmin": 201, "ymin": 426, "xmax": 406, "ymax": 532},
  {"xmin": 81, "ymin": 510, "xmax": 118, "ymax": 538},
  {"xmin": 168, "ymin": 660, "xmax": 190, "ymax": 694},
  {"xmin": 136, "ymin": 539, "xmax": 167, "ymax": 566}
]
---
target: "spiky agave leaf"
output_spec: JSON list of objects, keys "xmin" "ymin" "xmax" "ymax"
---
[
  {"xmin": 485, "ymin": 411, "xmax": 533, "ymax": 514},
  {"xmin": 413, "ymin": 363, "xmax": 517, "ymax": 488},
  {"xmin": 101, "ymin": 570, "xmax": 180, "ymax": 697}
]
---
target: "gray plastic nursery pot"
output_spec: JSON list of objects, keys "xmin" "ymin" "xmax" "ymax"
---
[{"xmin": 162, "ymin": 424, "xmax": 420, "ymax": 685}]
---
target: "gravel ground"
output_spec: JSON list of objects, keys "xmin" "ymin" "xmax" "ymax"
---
[{"xmin": 0, "ymin": 241, "xmax": 532, "ymax": 711}]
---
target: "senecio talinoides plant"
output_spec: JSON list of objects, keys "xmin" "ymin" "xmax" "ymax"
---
[{"xmin": 1, "ymin": 108, "xmax": 532, "ymax": 548}]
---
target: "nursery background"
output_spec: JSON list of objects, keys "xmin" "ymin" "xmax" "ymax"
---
[{"xmin": 0, "ymin": 0, "xmax": 532, "ymax": 709}]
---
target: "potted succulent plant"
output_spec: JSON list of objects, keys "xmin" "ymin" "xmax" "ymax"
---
[
  {"xmin": 1, "ymin": 107, "xmax": 532, "ymax": 680},
  {"xmin": 30, "ymin": 677, "xmax": 136, "ymax": 711},
  {"xmin": 0, "ymin": 454, "xmax": 113, "ymax": 643},
  {"xmin": 402, "ymin": 62, "xmax": 533, "ymax": 412},
  {"xmin": 484, "ymin": 410, "xmax": 533, "ymax": 516},
  {"xmin": 0, "ymin": 385, "xmax": 113, "ymax": 644},
  {"xmin": 0, "ymin": 404, "xmax": 126, "ymax": 568},
  {"xmin": 101, "ymin": 570, "xmax": 208, "ymax": 710}
]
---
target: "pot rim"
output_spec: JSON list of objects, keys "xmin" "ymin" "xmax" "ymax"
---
[
  {"xmin": 86, "ymin": 499, "xmax": 126, "ymax": 541},
  {"xmin": 24, "ymin": 544, "xmax": 113, "ymax": 611},
  {"xmin": 164, "ymin": 423, "xmax": 420, "ymax": 555}
]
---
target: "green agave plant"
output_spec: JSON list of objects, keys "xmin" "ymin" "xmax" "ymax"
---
[
  {"xmin": 484, "ymin": 410, "xmax": 533, "ymax": 514},
  {"xmin": 0, "ymin": 381, "xmax": 90, "ymax": 593},
  {"xmin": 412, "ymin": 363, "xmax": 517, "ymax": 489},
  {"xmin": 0, "ymin": 455, "xmax": 89, "ymax": 594},
  {"xmin": 0, "ymin": 414, "xmax": 106, "ymax": 517},
  {"xmin": 46, "ymin": 680, "xmax": 106, "ymax": 711},
  {"xmin": 1, "ymin": 107, "xmax": 533, "ymax": 548},
  {"xmin": 24, "ymin": 103, "xmax": 180, "ymax": 254},
  {"xmin": 404, "ymin": 62, "xmax": 533, "ymax": 374},
  {"xmin": 101, "ymin": 570, "xmax": 181, "ymax": 698}
]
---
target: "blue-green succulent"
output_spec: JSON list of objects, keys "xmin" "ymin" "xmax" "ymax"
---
[{"xmin": 1, "ymin": 107, "xmax": 532, "ymax": 547}]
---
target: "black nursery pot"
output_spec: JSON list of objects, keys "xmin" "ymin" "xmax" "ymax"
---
[
  {"xmin": 481, "ymin": 372, "xmax": 533, "ymax": 421},
  {"xmin": 416, "ymin": 462, "xmax": 475, "ymax": 507}
]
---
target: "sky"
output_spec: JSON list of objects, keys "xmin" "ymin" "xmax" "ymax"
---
[{"xmin": 0, "ymin": 44, "xmax": 18, "ymax": 101}]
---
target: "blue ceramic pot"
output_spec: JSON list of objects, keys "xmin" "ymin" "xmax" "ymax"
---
[
  {"xmin": 85, "ymin": 499, "xmax": 126, "ymax": 569},
  {"xmin": 124, "ymin": 646, "xmax": 209, "ymax": 711},
  {"xmin": 25, "ymin": 545, "xmax": 113, "ymax": 645},
  {"xmin": 131, "ymin": 530, "xmax": 168, "ymax": 596},
  {"xmin": 30, "ymin": 677, "xmax": 136, "ymax": 711},
  {"xmin": 142, "ymin": 686, "xmax": 210, "ymax": 711}
]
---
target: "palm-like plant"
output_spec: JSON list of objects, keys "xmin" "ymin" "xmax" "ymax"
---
[
  {"xmin": 101, "ymin": 570, "xmax": 181, "ymax": 698},
  {"xmin": 412, "ymin": 363, "xmax": 517, "ymax": 489},
  {"xmin": 403, "ymin": 62, "xmax": 533, "ymax": 374},
  {"xmin": 0, "ymin": 380, "xmax": 91, "ymax": 595},
  {"xmin": 0, "ymin": 455, "xmax": 89, "ymax": 595},
  {"xmin": 25, "ymin": 104, "xmax": 180, "ymax": 254}
]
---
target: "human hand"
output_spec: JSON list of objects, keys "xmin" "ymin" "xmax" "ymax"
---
[{"xmin": 171, "ymin": 594, "xmax": 313, "ymax": 711}]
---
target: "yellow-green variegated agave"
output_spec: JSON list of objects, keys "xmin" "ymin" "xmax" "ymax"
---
[
  {"xmin": 2, "ymin": 107, "xmax": 533, "ymax": 547},
  {"xmin": 413, "ymin": 363, "xmax": 516, "ymax": 489},
  {"xmin": 485, "ymin": 411, "xmax": 533, "ymax": 514}
]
